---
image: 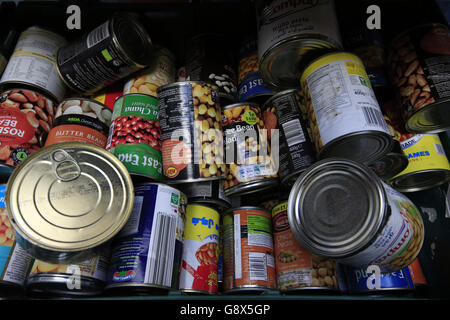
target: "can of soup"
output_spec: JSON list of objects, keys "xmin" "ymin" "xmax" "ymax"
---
[
  {"xmin": 56, "ymin": 12, "xmax": 153, "ymax": 95},
  {"xmin": 300, "ymin": 52, "xmax": 392, "ymax": 164},
  {"xmin": 105, "ymin": 183, "xmax": 186, "ymax": 294},
  {"xmin": 0, "ymin": 26, "xmax": 67, "ymax": 102},
  {"xmin": 223, "ymin": 206, "xmax": 276, "ymax": 294},
  {"xmin": 288, "ymin": 158, "xmax": 425, "ymax": 273},
  {"xmin": 157, "ymin": 81, "xmax": 226, "ymax": 183}
]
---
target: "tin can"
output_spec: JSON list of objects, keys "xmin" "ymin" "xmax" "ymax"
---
[
  {"xmin": 105, "ymin": 183, "xmax": 186, "ymax": 294},
  {"xmin": 256, "ymin": 0, "xmax": 343, "ymax": 89},
  {"xmin": 123, "ymin": 46, "xmax": 176, "ymax": 97},
  {"xmin": 288, "ymin": 158, "xmax": 425, "ymax": 273},
  {"xmin": 177, "ymin": 180, "xmax": 231, "ymax": 211},
  {"xmin": 0, "ymin": 87, "xmax": 57, "ymax": 177},
  {"xmin": 0, "ymin": 26, "xmax": 67, "ymax": 102},
  {"xmin": 26, "ymin": 249, "xmax": 110, "ymax": 297},
  {"xmin": 91, "ymin": 82, "xmax": 124, "ymax": 111},
  {"xmin": 5, "ymin": 142, "xmax": 134, "ymax": 264},
  {"xmin": 185, "ymin": 34, "xmax": 237, "ymax": 104},
  {"xmin": 179, "ymin": 204, "xmax": 220, "ymax": 294},
  {"xmin": 300, "ymin": 52, "xmax": 392, "ymax": 164},
  {"xmin": 44, "ymin": 98, "xmax": 112, "ymax": 148},
  {"xmin": 262, "ymin": 89, "xmax": 315, "ymax": 186},
  {"xmin": 272, "ymin": 201, "xmax": 338, "ymax": 293},
  {"xmin": 237, "ymin": 37, "xmax": 274, "ymax": 103},
  {"xmin": 222, "ymin": 102, "xmax": 278, "ymax": 196},
  {"xmin": 0, "ymin": 184, "xmax": 33, "ymax": 296},
  {"xmin": 368, "ymin": 140, "xmax": 409, "ymax": 181},
  {"xmin": 387, "ymin": 23, "xmax": 450, "ymax": 133},
  {"xmin": 389, "ymin": 134, "xmax": 450, "ymax": 192},
  {"xmin": 157, "ymin": 81, "xmax": 226, "ymax": 183},
  {"xmin": 106, "ymin": 94, "xmax": 163, "ymax": 181},
  {"xmin": 56, "ymin": 12, "xmax": 153, "ymax": 95},
  {"xmin": 223, "ymin": 206, "xmax": 276, "ymax": 294}
]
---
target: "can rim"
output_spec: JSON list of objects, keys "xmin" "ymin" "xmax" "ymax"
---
[
  {"xmin": 157, "ymin": 80, "xmax": 219, "ymax": 93},
  {"xmin": 389, "ymin": 169, "xmax": 450, "ymax": 192},
  {"xmin": 223, "ymin": 205, "xmax": 268, "ymax": 216},
  {"xmin": 261, "ymin": 88, "xmax": 299, "ymax": 110},
  {"xmin": 405, "ymin": 98, "xmax": 450, "ymax": 134},
  {"xmin": 222, "ymin": 102, "xmax": 261, "ymax": 110},
  {"xmin": 224, "ymin": 178, "xmax": 279, "ymax": 197}
]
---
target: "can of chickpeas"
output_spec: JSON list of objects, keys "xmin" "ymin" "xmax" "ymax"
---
[
  {"xmin": 288, "ymin": 158, "xmax": 425, "ymax": 273},
  {"xmin": 44, "ymin": 98, "xmax": 112, "ymax": 148},
  {"xmin": 179, "ymin": 204, "xmax": 220, "ymax": 295},
  {"xmin": 272, "ymin": 201, "xmax": 338, "ymax": 292},
  {"xmin": 222, "ymin": 102, "xmax": 279, "ymax": 196},
  {"xmin": 106, "ymin": 94, "xmax": 163, "ymax": 181},
  {"xmin": 223, "ymin": 206, "xmax": 276, "ymax": 294},
  {"xmin": 157, "ymin": 81, "xmax": 226, "ymax": 183},
  {"xmin": 299, "ymin": 52, "xmax": 392, "ymax": 164}
]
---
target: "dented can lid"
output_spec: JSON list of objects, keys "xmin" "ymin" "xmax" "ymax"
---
[
  {"xmin": 287, "ymin": 158, "xmax": 387, "ymax": 258},
  {"xmin": 5, "ymin": 142, "xmax": 134, "ymax": 263}
]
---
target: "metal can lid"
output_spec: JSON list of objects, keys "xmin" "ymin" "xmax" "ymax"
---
[
  {"xmin": 405, "ymin": 99, "xmax": 450, "ymax": 134},
  {"xmin": 368, "ymin": 140, "xmax": 409, "ymax": 181},
  {"xmin": 6, "ymin": 142, "xmax": 134, "ymax": 254},
  {"xmin": 287, "ymin": 158, "xmax": 386, "ymax": 258}
]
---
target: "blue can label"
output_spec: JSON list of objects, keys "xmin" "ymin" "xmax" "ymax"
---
[{"xmin": 238, "ymin": 72, "xmax": 273, "ymax": 102}]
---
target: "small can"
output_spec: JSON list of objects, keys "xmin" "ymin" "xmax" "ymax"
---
[
  {"xmin": 44, "ymin": 98, "xmax": 112, "ymax": 148},
  {"xmin": 5, "ymin": 142, "xmax": 134, "ymax": 264},
  {"xmin": 222, "ymin": 102, "xmax": 278, "ymax": 196},
  {"xmin": 223, "ymin": 206, "xmax": 276, "ymax": 294},
  {"xmin": 387, "ymin": 23, "xmax": 450, "ymax": 133},
  {"xmin": 300, "ymin": 52, "xmax": 392, "ymax": 164},
  {"xmin": 407, "ymin": 258, "xmax": 427, "ymax": 288},
  {"xmin": 257, "ymin": 0, "xmax": 343, "ymax": 89},
  {"xmin": 272, "ymin": 201, "xmax": 339, "ymax": 292},
  {"xmin": 56, "ymin": 12, "xmax": 153, "ymax": 95},
  {"xmin": 106, "ymin": 94, "xmax": 163, "ymax": 181},
  {"xmin": 26, "ymin": 249, "xmax": 110, "ymax": 297},
  {"xmin": 105, "ymin": 183, "xmax": 186, "ymax": 294},
  {"xmin": 288, "ymin": 158, "xmax": 425, "ymax": 273},
  {"xmin": 0, "ymin": 87, "xmax": 57, "ymax": 177},
  {"xmin": 237, "ymin": 37, "xmax": 274, "ymax": 103},
  {"xmin": 177, "ymin": 180, "xmax": 231, "ymax": 211},
  {"xmin": 157, "ymin": 81, "xmax": 226, "ymax": 183},
  {"xmin": 179, "ymin": 204, "xmax": 220, "ymax": 294},
  {"xmin": 123, "ymin": 45, "xmax": 176, "ymax": 97},
  {"xmin": 262, "ymin": 89, "xmax": 316, "ymax": 186},
  {"xmin": 0, "ymin": 26, "xmax": 67, "ymax": 102},
  {"xmin": 389, "ymin": 133, "xmax": 450, "ymax": 192},
  {"xmin": 184, "ymin": 34, "xmax": 238, "ymax": 104},
  {"xmin": 91, "ymin": 82, "xmax": 124, "ymax": 111}
]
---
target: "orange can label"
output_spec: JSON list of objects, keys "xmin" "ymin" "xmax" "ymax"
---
[
  {"xmin": 408, "ymin": 258, "xmax": 427, "ymax": 286},
  {"xmin": 45, "ymin": 124, "xmax": 108, "ymax": 148}
]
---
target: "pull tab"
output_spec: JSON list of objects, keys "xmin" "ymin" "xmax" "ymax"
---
[{"xmin": 52, "ymin": 149, "xmax": 81, "ymax": 182}]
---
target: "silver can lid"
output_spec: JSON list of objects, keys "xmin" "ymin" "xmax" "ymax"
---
[{"xmin": 287, "ymin": 158, "xmax": 386, "ymax": 258}]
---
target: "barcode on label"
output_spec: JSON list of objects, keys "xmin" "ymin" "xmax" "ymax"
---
[
  {"xmin": 282, "ymin": 119, "xmax": 305, "ymax": 147},
  {"xmin": 146, "ymin": 212, "xmax": 177, "ymax": 287},
  {"xmin": 87, "ymin": 21, "xmax": 110, "ymax": 48},
  {"xmin": 248, "ymin": 252, "xmax": 267, "ymax": 281},
  {"xmin": 435, "ymin": 143, "xmax": 446, "ymax": 156},
  {"xmin": 362, "ymin": 106, "xmax": 386, "ymax": 128}
]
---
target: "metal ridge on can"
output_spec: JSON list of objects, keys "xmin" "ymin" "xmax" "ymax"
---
[
  {"xmin": 5, "ymin": 142, "xmax": 134, "ymax": 264},
  {"xmin": 368, "ymin": 140, "xmax": 409, "ymax": 181}
]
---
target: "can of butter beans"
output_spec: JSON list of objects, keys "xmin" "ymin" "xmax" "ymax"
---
[
  {"xmin": 300, "ymin": 52, "xmax": 392, "ymax": 164},
  {"xmin": 105, "ymin": 183, "xmax": 186, "ymax": 294},
  {"xmin": 106, "ymin": 94, "xmax": 163, "ymax": 181},
  {"xmin": 257, "ymin": 0, "xmax": 343, "ymax": 89},
  {"xmin": 179, "ymin": 204, "xmax": 220, "ymax": 295},
  {"xmin": 288, "ymin": 158, "xmax": 425, "ymax": 273},
  {"xmin": 44, "ymin": 98, "xmax": 112, "ymax": 148},
  {"xmin": 157, "ymin": 81, "xmax": 226, "ymax": 183},
  {"xmin": 223, "ymin": 206, "xmax": 276, "ymax": 294}
]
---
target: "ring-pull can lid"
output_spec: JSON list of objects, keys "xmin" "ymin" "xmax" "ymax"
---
[
  {"xmin": 5, "ymin": 142, "xmax": 134, "ymax": 262},
  {"xmin": 287, "ymin": 158, "xmax": 387, "ymax": 259}
]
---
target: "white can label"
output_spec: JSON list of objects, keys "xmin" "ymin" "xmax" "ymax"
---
[{"xmin": 1, "ymin": 243, "xmax": 33, "ymax": 286}]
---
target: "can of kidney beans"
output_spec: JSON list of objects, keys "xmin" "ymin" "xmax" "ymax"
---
[
  {"xmin": 0, "ymin": 26, "xmax": 67, "ymax": 102},
  {"xmin": 222, "ymin": 102, "xmax": 279, "ymax": 196},
  {"xmin": 105, "ymin": 183, "xmax": 186, "ymax": 294},
  {"xmin": 44, "ymin": 98, "xmax": 112, "ymax": 148},
  {"xmin": 262, "ymin": 89, "xmax": 315, "ymax": 186},
  {"xmin": 222, "ymin": 206, "xmax": 276, "ymax": 294},
  {"xmin": 179, "ymin": 204, "xmax": 220, "ymax": 294},
  {"xmin": 56, "ymin": 12, "xmax": 153, "ymax": 96},
  {"xmin": 300, "ymin": 52, "xmax": 392, "ymax": 165},
  {"xmin": 387, "ymin": 23, "xmax": 450, "ymax": 133},
  {"xmin": 288, "ymin": 158, "xmax": 425, "ymax": 273},
  {"xmin": 177, "ymin": 180, "xmax": 231, "ymax": 211},
  {"xmin": 0, "ymin": 87, "xmax": 57, "ymax": 177},
  {"xmin": 272, "ymin": 201, "xmax": 338, "ymax": 292},
  {"xmin": 106, "ymin": 94, "xmax": 163, "ymax": 181},
  {"xmin": 157, "ymin": 81, "xmax": 226, "ymax": 183}
]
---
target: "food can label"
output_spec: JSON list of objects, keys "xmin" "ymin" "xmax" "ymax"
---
[
  {"xmin": 301, "ymin": 52, "xmax": 390, "ymax": 151},
  {"xmin": 407, "ymin": 258, "xmax": 427, "ymax": 286},
  {"xmin": 179, "ymin": 205, "xmax": 220, "ymax": 293}
]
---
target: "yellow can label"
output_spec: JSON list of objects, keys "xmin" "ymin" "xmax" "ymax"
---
[{"xmin": 184, "ymin": 204, "xmax": 220, "ymax": 241}]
